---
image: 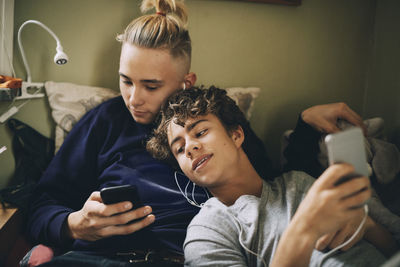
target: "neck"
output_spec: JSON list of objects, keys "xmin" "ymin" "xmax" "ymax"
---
[{"xmin": 209, "ymin": 150, "xmax": 264, "ymax": 206}]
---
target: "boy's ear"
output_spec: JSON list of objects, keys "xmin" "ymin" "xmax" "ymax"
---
[
  {"xmin": 184, "ymin": 72, "xmax": 197, "ymax": 88},
  {"xmin": 231, "ymin": 125, "xmax": 244, "ymax": 148}
]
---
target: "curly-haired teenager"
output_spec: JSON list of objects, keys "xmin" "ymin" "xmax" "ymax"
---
[{"xmin": 147, "ymin": 86, "xmax": 398, "ymax": 267}]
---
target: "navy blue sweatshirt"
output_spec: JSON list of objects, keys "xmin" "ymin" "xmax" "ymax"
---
[{"xmin": 27, "ymin": 96, "xmax": 208, "ymax": 255}]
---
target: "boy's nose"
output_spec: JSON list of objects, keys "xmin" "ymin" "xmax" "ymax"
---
[
  {"xmin": 186, "ymin": 142, "xmax": 200, "ymax": 158},
  {"xmin": 129, "ymin": 86, "xmax": 145, "ymax": 107}
]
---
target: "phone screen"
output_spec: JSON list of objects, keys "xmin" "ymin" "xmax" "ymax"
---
[{"xmin": 100, "ymin": 184, "xmax": 142, "ymax": 208}]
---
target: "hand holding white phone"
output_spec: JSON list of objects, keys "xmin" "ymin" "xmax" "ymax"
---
[{"xmin": 320, "ymin": 127, "xmax": 370, "ymax": 266}]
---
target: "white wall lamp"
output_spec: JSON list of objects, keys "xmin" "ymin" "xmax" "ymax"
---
[
  {"xmin": 0, "ymin": 20, "xmax": 69, "ymax": 123},
  {"xmin": 17, "ymin": 19, "xmax": 68, "ymax": 100}
]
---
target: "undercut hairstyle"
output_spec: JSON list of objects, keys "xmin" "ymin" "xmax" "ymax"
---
[
  {"xmin": 117, "ymin": 0, "xmax": 191, "ymax": 66},
  {"xmin": 146, "ymin": 86, "xmax": 275, "ymax": 180}
]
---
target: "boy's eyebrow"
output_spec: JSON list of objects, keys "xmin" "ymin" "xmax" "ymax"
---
[
  {"xmin": 187, "ymin": 119, "xmax": 207, "ymax": 132},
  {"xmin": 143, "ymin": 79, "xmax": 163, "ymax": 84},
  {"xmin": 118, "ymin": 72, "xmax": 163, "ymax": 84},
  {"xmin": 170, "ymin": 136, "xmax": 182, "ymax": 148},
  {"xmin": 169, "ymin": 119, "xmax": 207, "ymax": 148},
  {"xmin": 119, "ymin": 72, "xmax": 131, "ymax": 80}
]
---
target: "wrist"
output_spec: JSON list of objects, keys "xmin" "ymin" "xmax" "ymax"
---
[
  {"xmin": 285, "ymin": 214, "xmax": 321, "ymax": 253},
  {"xmin": 272, "ymin": 219, "xmax": 318, "ymax": 267},
  {"xmin": 295, "ymin": 113, "xmax": 322, "ymax": 139},
  {"xmin": 64, "ymin": 212, "xmax": 78, "ymax": 240},
  {"xmin": 288, "ymin": 216, "xmax": 320, "ymax": 246},
  {"xmin": 365, "ymin": 216, "xmax": 375, "ymax": 229},
  {"xmin": 364, "ymin": 216, "xmax": 377, "ymax": 240},
  {"xmin": 301, "ymin": 108, "xmax": 313, "ymax": 125}
]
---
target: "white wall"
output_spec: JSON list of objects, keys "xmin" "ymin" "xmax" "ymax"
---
[{"xmin": 0, "ymin": 0, "xmax": 14, "ymax": 76}]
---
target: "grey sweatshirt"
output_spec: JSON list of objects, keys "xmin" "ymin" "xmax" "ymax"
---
[{"xmin": 184, "ymin": 171, "xmax": 386, "ymax": 267}]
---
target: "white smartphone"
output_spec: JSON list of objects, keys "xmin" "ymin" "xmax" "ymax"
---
[{"xmin": 325, "ymin": 127, "xmax": 369, "ymax": 183}]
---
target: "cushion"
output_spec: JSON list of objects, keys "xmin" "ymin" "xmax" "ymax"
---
[
  {"xmin": 44, "ymin": 83, "xmax": 259, "ymax": 152},
  {"xmin": 225, "ymin": 87, "xmax": 260, "ymax": 120},
  {"xmin": 44, "ymin": 81, "xmax": 119, "ymax": 153}
]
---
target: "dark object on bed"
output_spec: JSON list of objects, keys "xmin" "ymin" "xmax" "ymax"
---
[{"xmin": 0, "ymin": 119, "xmax": 54, "ymax": 211}]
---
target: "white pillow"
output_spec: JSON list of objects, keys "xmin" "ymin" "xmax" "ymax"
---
[
  {"xmin": 44, "ymin": 82, "xmax": 260, "ymax": 152},
  {"xmin": 225, "ymin": 87, "xmax": 260, "ymax": 120},
  {"xmin": 44, "ymin": 81, "xmax": 119, "ymax": 153}
]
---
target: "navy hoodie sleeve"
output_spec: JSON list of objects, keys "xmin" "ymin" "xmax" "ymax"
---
[
  {"xmin": 282, "ymin": 114, "xmax": 324, "ymax": 178},
  {"xmin": 27, "ymin": 99, "xmax": 111, "ymax": 247}
]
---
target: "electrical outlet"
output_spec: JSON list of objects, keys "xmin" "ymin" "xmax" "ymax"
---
[{"xmin": 0, "ymin": 87, "xmax": 19, "ymax": 101}]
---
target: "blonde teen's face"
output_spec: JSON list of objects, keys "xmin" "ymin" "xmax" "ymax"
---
[
  {"xmin": 168, "ymin": 114, "xmax": 243, "ymax": 188},
  {"xmin": 119, "ymin": 44, "xmax": 188, "ymax": 124}
]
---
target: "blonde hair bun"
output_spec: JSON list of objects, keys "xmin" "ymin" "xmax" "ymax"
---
[
  {"xmin": 117, "ymin": 0, "xmax": 191, "ymax": 67},
  {"xmin": 141, "ymin": 0, "xmax": 188, "ymax": 27}
]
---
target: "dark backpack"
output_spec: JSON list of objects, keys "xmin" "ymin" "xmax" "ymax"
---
[{"xmin": 0, "ymin": 119, "xmax": 54, "ymax": 211}]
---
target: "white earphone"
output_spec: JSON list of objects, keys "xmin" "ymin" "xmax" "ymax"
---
[{"xmin": 174, "ymin": 171, "xmax": 209, "ymax": 208}]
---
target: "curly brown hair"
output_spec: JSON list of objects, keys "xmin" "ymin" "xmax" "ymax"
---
[
  {"xmin": 146, "ymin": 86, "xmax": 274, "ymax": 181},
  {"xmin": 146, "ymin": 86, "xmax": 245, "ymax": 166}
]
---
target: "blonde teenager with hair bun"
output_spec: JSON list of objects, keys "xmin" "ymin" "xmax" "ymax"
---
[
  {"xmin": 27, "ymin": 0, "xmax": 198, "ymax": 266},
  {"xmin": 116, "ymin": 0, "xmax": 196, "ymax": 125},
  {"xmin": 26, "ymin": 0, "xmax": 374, "ymax": 265}
]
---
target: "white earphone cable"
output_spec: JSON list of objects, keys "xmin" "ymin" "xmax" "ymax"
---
[
  {"xmin": 318, "ymin": 204, "xmax": 369, "ymax": 267},
  {"xmin": 174, "ymin": 171, "xmax": 209, "ymax": 208},
  {"xmin": 229, "ymin": 212, "xmax": 267, "ymax": 267}
]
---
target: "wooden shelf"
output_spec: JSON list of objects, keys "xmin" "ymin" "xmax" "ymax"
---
[
  {"xmin": 0, "ymin": 206, "xmax": 25, "ymax": 266},
  {"xmin": 0, "ymin": 207, "xmax": 18, "ymax": 230}
]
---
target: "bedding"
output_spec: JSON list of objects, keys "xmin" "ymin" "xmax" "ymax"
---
[
  {"xmin": 282, "ymin": 117, "xmax": 400, "ymax": 243},
  {"xmin": 44, "ymin": 81, "xmax": 260, "ymax": 152}
]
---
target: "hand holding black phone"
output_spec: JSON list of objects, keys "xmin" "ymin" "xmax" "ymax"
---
[{"xmin": 100, "ymin": 184, "xmax": 143, "ymax": 209}]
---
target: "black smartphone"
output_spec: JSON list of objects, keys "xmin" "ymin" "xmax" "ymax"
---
[{"xmin": 100, "ymin": 184, "xmax": 142, "ymax": 208}]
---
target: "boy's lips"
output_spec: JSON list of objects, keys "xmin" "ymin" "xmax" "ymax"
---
[
  {"xmin": 192, "ymin": 154, "xmax": 213, "ymax": 171},
  {"xmin": 132, "ymin": 109, "xmax": 147, "ymax": 116}
]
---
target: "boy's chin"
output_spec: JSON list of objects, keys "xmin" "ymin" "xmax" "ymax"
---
[{"xmin": 132, "ymin": 114, "xmax": 153, "ymax": 125}]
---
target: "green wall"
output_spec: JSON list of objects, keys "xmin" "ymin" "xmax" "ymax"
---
[
  {"xmin": 1, "ymin": 0, "xmax": 394, "ymax": 187},
  {"xmin": 363, "ymin": 0, "xmax": 400, "ymax": 147}
]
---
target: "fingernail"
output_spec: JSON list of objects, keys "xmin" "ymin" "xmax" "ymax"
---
[
  {"xmin": 148, "ymin": 215, "xmax": 155, "ymax": 222},
  {"xmin": 144, "ymin": 207, "xmax": 151, "ymax": 215},
  {"xmin": 125, "ymin": 203, "xmax": 132, "ymax": 209}
]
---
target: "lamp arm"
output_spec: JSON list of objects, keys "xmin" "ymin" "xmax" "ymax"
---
[{"xmin": 17, "ymin": 20, "xmax": 62, "ymax": 83}]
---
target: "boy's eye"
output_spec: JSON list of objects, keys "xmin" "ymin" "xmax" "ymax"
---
[
  {"xmin": 196, "ymin": 129, "xmax": 207, "ymax": 138},
  {"xmin": 176, "ymin": 146, "xmax": 184, "ymax": 154},
  {"xmin": 122, "ymin": 80, "xmax": 132, "ymax": 85},
  {"xmin": 146, "ymin": 85, "xmax": 158, "ymax": 91}
]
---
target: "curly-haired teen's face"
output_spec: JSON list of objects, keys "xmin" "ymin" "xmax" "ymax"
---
[
  {"xmin": 119, "ymin": 44, "xmax": 195, "ymax": 124},
  {"xmin": 168, "ymin": 113, "xmax": 244, "ymax": 188}
]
